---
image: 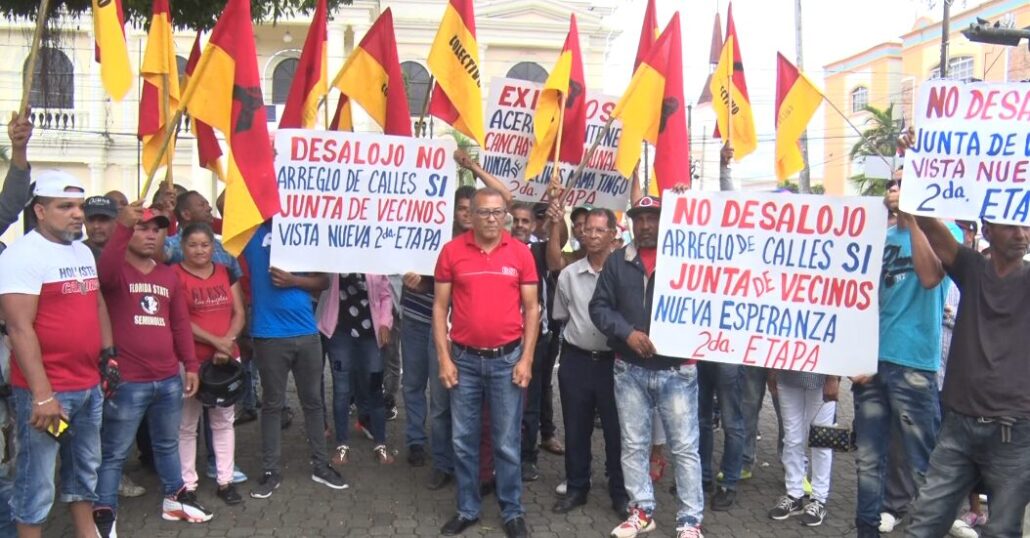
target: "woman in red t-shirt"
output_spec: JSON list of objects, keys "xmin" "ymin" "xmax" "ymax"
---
[{"xmin": 173, "ymin": 223, "xmax": 245, "ymax": 505}]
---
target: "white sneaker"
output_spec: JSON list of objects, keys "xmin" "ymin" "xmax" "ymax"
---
[
  {"xmin": 879, "ymin": 512, "xmax": 899, "ymax": 533},
  {"xmin": 162, "ymin": 489, "xmax": 214, "ymax": 523},
  {"xmin": 555, "ymin": 480, "xmax": 567, "ymax": 496},
  {"xmin": 676, "ymin": 525, "xmax": 703, "ymax": 538},
  {"xmin": 610, "ymin": 507, "xmax": 656, "ymax": 538},
  {"xmin": 949, "ymin": 519, "xmax": 980, "ymax": 538}
]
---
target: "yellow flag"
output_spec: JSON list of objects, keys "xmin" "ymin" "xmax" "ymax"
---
[{"xmin": 93, "ymin": 0, "xmax": 132, "ymax": 101}]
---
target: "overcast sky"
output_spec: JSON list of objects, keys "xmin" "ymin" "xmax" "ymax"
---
[{"xmin": 601, "ymin": 0, "xmax": 989, "ymax": 186}]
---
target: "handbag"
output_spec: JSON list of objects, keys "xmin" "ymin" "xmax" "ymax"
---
[{"xmin": 807, "ymin": 403, "xmax": 856, "ymax": 452}]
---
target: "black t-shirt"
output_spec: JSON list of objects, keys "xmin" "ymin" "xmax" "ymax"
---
[{"xmin": 943, "ymin": 246, "xmax": 1030, "ymax": 418}]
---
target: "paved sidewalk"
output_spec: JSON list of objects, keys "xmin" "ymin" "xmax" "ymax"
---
[{"xmin": 42, "ymin": 374, "xmax": 1024, "ymax": 537}]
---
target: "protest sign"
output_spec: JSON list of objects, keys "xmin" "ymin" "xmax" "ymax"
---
[
  {"xmin": 480, "ymin": 77, "xmax": 631, "ymax": 211},
  {"xmin": 270, "ymin": 129, "xmax": 456, "ymax": 275},
  {"xmin": 900, "ymin": 81, "xmax": 1030, "ymax": 224},
  {"xmin": 649, "ymin": 191, "xmax": 886, "ymax": 377}
]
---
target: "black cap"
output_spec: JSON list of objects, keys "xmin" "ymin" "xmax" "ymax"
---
[{"xmin": 84, "ymin": 196, "xmax": 118, "ymax": 219}]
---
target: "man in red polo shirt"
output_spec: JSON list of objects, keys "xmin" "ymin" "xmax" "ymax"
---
[{"xmin": 432, "ymin": 187, "xmax": 538, "ymax": 538}]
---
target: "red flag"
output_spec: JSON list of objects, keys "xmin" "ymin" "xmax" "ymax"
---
[
  {"xmin": 712, "ymin": 2, "xmax": 754, "ymax": 151},
  {"xmin": 612, "ymin": 14, "xmax": 688, "ymax": 192},
  {"xmin": 524, "ymin": 15, "xmax": 586, "ymax": 179},
  {"xmin": 634, "ymin": 0, "xmax": 658, "ymax": 71},
  {"xmin": 185, "ymin": 33, "xmax": 225, "ymax": 181},
  {"xmin": 280, "ymin": 0, "xmax": 328, "ymax": 129},
  {"xmin": 697, "ymin": 12, "xmax": 722, "ymax": 106},
  {"xmin": 427, "ymin": 0, "xmax": 484, "ymax": 145},
  {"xmin": 184, "ymin": 0, "xmax": 280, "ymax": 254},
  {"xmin": 332, "ymin": 9, "xmax": 411, "ymax": 136}
]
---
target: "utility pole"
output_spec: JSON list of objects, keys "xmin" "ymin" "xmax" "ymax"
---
[
  {"xmin": 940, "ymin": 0, "xmax": 952, "ymax": 78},
  {"xmin": 795, "ymin": 0, "xmax": 812, "ymax": 193}
]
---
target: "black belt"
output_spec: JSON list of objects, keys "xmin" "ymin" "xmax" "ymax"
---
[
  {"xmin": 453, "ymin": 340, "xmax": 520, "ymax": 358},
  {"xmin": 565, "ymin": 343, "xmax": 614, "ymax": 361}
]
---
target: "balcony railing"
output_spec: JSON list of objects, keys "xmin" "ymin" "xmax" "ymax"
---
[{"xmin": 28, "ymin": 108, "xmax": 88, "ymax": 131}]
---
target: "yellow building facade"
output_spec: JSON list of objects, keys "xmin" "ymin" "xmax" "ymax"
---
[{"xmin": 822, "ymin": 0, "xmax": 1030, "ymax": 195}]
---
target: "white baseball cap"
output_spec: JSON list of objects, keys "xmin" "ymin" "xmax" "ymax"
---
[{"xmin": 33, "ymin": 170, "xmax": 86, "ymax": 198}]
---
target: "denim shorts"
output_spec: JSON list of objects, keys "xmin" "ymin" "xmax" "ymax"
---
[{"xmin": 11, "ymin": 386, "xmax": 103, "ymax": 525}]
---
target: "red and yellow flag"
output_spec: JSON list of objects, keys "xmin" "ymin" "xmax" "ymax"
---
[
  {"xmin": 525, "ymin": 15, "xmax": 586, "ymax": 180},
  {"xmin": 138, "ymin": 0, "xmax": 180, "ymax": 177},
  {"xmin": 280, "ymin": 0, "xmax": 328, "ymax": 129},
  {"xmin": 182, "ymin": 0, "xmax": 279, "ymax": 254},
  {"xmin": 329, "ymin": 94, "xmax": 354, "ymax": 132},
  {"xmin": 697, "ymin": 12, "xmax": 722, "ymax": 106},
  {"xmin": 427, "ymin": 0, "xmax": 484, "ymax": 145},
  {"xmin": 185, "ymin": 33, "xmax": 225, "ymax": 182},
  {"xmin": 634, "ymin": 0, "xmax": 658, "ymax": 71},
  {"xmin": 332, "ymin": 8, "xmax": 411, "ymax": 136},
  {"xmin": 710, "ymin": 3, "xmax": 757, "ymax": 159},
  {"xmin": 93, "ymin": 0, "xmax": 132, "ymax": 101},
  {"xmin": 775, "ymin": 52, "xmax": 822, "ymax": 181},
  {"xmin": 612, "ymin": 14, "xmax": 688, "ymax": 192}
]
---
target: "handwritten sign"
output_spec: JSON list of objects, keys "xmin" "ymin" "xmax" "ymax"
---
[
  {"xmin": 901, "ymin": 81, "xmax": 1030, "ymax": 224},
  {"xmin": 270, "ymin": 129, "xmax": 456, "ymax": 275},
  {"xmin": 650, "ymin": 191, "xmax": 886, "ymax": 377},
  {"xmin": 481, "ymin": 77, "xmax": 631, "ymax": 211}
]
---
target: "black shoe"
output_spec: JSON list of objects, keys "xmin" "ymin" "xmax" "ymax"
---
[
  {"xmin": 385, "ymin": 405, "xmax": 399, "ymax": 421},
  {"xmin": 551, "ymin": 491, "xmax": 587, "ymax": 514},
  {"xmin": 281, "ymin": 407, "xmax": 294, "ymax": 430},
  {"xmin": 216, "ymin": 484, "xmax": 243, "ymax": 506},
  {"xmin": 233, "ymin": 408, "xmax": 258, "ymax": 426},
  {"xmin": 480, "ymin": 480, "xmax": 496, "ymax": 497},
  {"xmin": 93, "ymin": 508, "xmax": 116, "ymax": 538},
  {"xmin": 250, "ymin": 471, "xmax": 281, "ymax": 499},
  {"xmin": 711, "ymin": 486, "xmax": 737, "ymax": 511},
  {"xmin": 311, "ymin": 465, "xmax": 349, "ymax": 490},
  {"xmin": 440, "ymin": 514, "xmax": 479, "ymax": 535},
  {"xmin": 407, "ymin": 444, "xmax": 427, "ymax": 467},
  {"xmin": 503, "ymin": 516, "xmax": 529, "ymax": 538},
  {"xmin": 521, "ymin": 462, "xmax": 539, "ymax": 482},
  {"xmin": 427, "ymin": 468, "xmax": 453, "ymax": 490}
]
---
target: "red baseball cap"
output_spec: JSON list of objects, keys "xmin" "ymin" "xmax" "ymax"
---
[
  {"xmin": 627, "ymin": 195, "xmax": 661, "ymax": 218},
  {"xmin": 140, "ymin": 208, "xmax": 171, "ymax": 229}
]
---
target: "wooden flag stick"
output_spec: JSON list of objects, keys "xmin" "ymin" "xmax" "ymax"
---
[
  {"xmin": 19, "ymin": 0, "xmax": 52, "ymax": 117},
  {"xmin": 161, "ymin": 73, "xmax": 175, "ymax": 187},
  {"xmin": 139, "ymin": 45, "xmax": 217, "ymax": 201},
  {"xmin": 547, "ymin": 93, "xmax": 567, "ymax": 199},
  {"xmin": 417, "ymin": 76, "xmax": 435, "ymax": 138},
  {"xmin": 565, "ymin": 116, "xmax": 614, "ymax": 193}
]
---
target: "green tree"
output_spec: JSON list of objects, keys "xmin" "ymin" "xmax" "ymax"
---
[
  {"xmin": 0, "ymin": 0, "xmax": 352, "ymax": 31},
  {"xmin": 848, "ymin": 103, "xmax": 900, "ymax": 196},
  {"xmin": 778, "ymin": 179, "xmax": 825, "ymax": 194}
]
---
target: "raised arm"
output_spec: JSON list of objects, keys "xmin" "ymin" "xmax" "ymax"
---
[
  {"xmin": 454, "ymin": 149, "xmax": 513, "ymax": 206},
  {"xmin": 915, "ymin": 216, "xmax": 959, "ymax": 269}
]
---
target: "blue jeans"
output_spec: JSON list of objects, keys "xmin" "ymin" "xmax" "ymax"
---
[
  {"xmin": 400, "ymin": 318, "xmax": 452, "ymax": 472},
  {"xmin": 11, "ymin": 386, "xmax": 102, "ymax": 526},
  {"xmin": 0, "ymin": 348, "xmax": 15, "ymax": 537},
  {"xmin": 96, "ymin": 376, "xmax": 185, "ymax": 511},
  {"xmin": 327, "ymin": 331, "xmax": 386, "ymax": 445},
  {"xmin": 698, "ymin": 362, "xmax": 746, "ymax": 488},
  {"xmin": 450, "ymin": 345, "xmax": 525, "ymax": 523},
  {"xmin": 614, "ymin": 359, "xmax": 704, "ymax": 528},
  {"xmin": 905, "ymin": 412, "xmax": 1030, "ymax": 538},
  {"xmin": 852, "ymin": 361, "xmax": 940, "ymax": 531}
]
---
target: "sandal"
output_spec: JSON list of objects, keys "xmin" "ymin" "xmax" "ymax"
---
[
  {"xmin": 373, "ymin": 445, "xmax": 395, "ymax": 464},
  {"xmin": 332, "ymin": 444, "xmax": 350, "ymax": 466}
]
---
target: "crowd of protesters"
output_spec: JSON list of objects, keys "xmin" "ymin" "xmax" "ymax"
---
[{"xmin": 0, "ymin": 112, "xmax": 1026, "ymax": 538}]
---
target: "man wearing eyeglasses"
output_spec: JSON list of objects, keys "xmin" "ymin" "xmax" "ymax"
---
[{"xmin": 433, "ymin": 187, "xmax": 539, "ymax": 538}]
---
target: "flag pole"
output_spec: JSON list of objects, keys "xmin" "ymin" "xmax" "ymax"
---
[
  {"xmin": 566, "ymin": 116, "xmax": 614, "ymax": 192},
  {"xmin": 823, "ymin": 96, "xmax": 894, "ymax": 171},
  {"xmin": 161, "ymin": 73, "xmax": 175, "ymax": 187},
  {"xmin": 19, "ymin": 0, "xmax": 52, "ymax": 116},
  {"xmin": 139, "ymin": 45, "xmax": 217, "ymax": 201},
  {"xmin": 417, "ymin": 76, "xmax": 435, "ymax": 138},
  {"xmin": 548, "ymin": 93, "xmax": 567, "ymax": 199}
]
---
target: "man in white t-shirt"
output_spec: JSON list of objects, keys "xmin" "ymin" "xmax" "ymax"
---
[{"xmin": 0, "ymin": 171, "xmax": 114, "ymax": 538}]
